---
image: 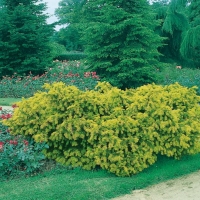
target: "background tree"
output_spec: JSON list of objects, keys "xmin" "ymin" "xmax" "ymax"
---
[
  {"xmin": 80, "ymin": 0, "xmax": 164, "ymax": 89},
  {"xmin": 161, "ymin": 0, "xmax": 189, "ymax": 63},
  {"xmin": 55, "ymin": 0, "xmax": 85, "ymax": 52},
  {"xmin": 180, "ymin": 0, "xmax": 200, "ymax": 68},
  {"xmin": 52, "ymin": 27, "xmax": 84, "ymax": 52},
  {"xmin": 0, "ymin": 0, "xmax": 54, "ymax": 76},
  {"xmin": 151, "ymin": 0, "xmax": 171, "ymax": 62}
]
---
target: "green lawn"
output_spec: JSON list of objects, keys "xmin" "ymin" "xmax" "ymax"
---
[
  {"xmin": 0, "ymin": 98, "xmax": 21, "ymax": 106},
  {"xmin": 1, "ymin": 154, "xmax": 200, "ymax": 200}
]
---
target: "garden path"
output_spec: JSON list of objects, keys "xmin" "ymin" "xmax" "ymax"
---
[
  {"xmin": 1, "ymin": 106, "xmax": 13, "ymax": 113},
  {"xmin": 112, "ymin": 170, "xmax": 200, "ymax": 200}
]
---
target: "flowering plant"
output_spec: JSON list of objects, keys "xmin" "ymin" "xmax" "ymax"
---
[
  {"xmin": 0, "ymin": 60, "xmax": 100, "ymax": 98},
  {"xmin": 0, "ymin": 106, "xmax": 48, "ymax": 178}
]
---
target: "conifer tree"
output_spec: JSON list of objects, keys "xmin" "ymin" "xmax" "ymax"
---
[
  {"xmin": 0, "ymin": 0, "xmax": 54, "ymax": 76},
  {"xmin": 161, "ymin": 0, "xmax": 189, "ymax": 61},
  {"xmin": 180, "ymin": 0, "xmax": 200, "ymax": 68},
  {"xmin": 55, "ymin": 0, "xmax": 85, "ymax": 51},
  {"xmin": 81, "ymin": 0, "xmax": 163, "ymax": 89}
]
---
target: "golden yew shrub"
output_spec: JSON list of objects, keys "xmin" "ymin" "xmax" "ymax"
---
[
  {"xmin": 3, "ymin": 82, "xmax": 200, "ymax": 176},
  {"xmin": 126, "ymin": 83, "xmax": 200, "ymax": 159}
]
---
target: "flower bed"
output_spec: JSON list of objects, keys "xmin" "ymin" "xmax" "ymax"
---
[
  {"xmin": 0, "ymin": 106, "xmax": 48, "ymax": 178},
  {"xmin": 0, "ymin": 60, "xmax": 100, "ymax": 98}
]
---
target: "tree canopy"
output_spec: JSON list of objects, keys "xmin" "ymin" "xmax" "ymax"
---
[
  {"xmin": 0, "ymin": 0, "xmax": 54, "ymax": 76},
  {"xmin": 55, "ymin": 0, "xmax": 85, "ymax": 51},
  {"xmin": 180, "ymin": 0, "xmax": 200, "ymax": 68},
  {"xmin": 161, "ymin": 0, "xmax": 189, "ymax": 61},
  {"xmin": 79, "ymin": 0, "xmax": 164, "ymax": 89}
]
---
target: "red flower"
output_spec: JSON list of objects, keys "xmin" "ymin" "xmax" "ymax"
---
[
  {"xmin": 12, "ymin": 104, "xmax": 18, "ymax": 108},
  {"xmin": 23, "ymin": 140, "xmax": 29, "ymax": 146},
  {"xmin": 91, "ymin": 72, "xmax": 96, "ymax": 76},
  {"xmin": 67, "ymin": 72, "xmax": 73, "ymax": 77},
  {"xmin": 0, "ymin": 141, "xmax": 4, "ymax": 150},
  {"xmin": 13, "ymin": 140, "xmax": 18, "ymax": 145},
  {"xmin": 6, "ymin": 114, "xmax": 12, "ymax": 119},
  {"xmin": 75, "ymin": 73, "xmax": 79, "ymax": 77},
  {"xmin": 1, "ymin": 114, "xmax": 4, "ymax": 119},
  {"xmin": 1, "ymin": 114, "xmax": 12, "ymax": 119},
  {"xmin": 0, "ymin": 107, "xmax": 2, "ymax": 111}
]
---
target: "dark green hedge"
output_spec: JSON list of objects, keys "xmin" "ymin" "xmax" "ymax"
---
[{"xmin": 54, "ymin": 52, "xmax": 87, "ymax": 61}]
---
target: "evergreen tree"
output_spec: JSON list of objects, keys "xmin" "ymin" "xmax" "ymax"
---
[
  {"xmin": 161, "ymin": 0, "xmax": 189, "ymax": 62},
  {"xmin": 151, "ymin": 0, "xmax": 170, "ymax": 62},
  {"xmin": 55, "ymin": 0, "xmax": 85, "ymax": 51},
  {"xmin": 81, "ymin": 0, "xmax": 164, "ymax": 89},
  {"xmin": 180, "ymin": 0, "xmax": 200, "ymax": 68},
  {"xmin": 0, "ymin": 0, "xmax": 54, "ymax": 76},
  {"xmin": 53, "ymin": 26, "xmax": 84, "ymax": 52}
]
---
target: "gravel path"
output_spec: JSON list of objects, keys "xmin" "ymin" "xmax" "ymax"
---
[
  {"xmin": 112, "ymin": 170, "xmax": 200, "ymax": 200},
  {"xmin": 1, "ymin": 106, "xmax": 13, "ymax": 113}
]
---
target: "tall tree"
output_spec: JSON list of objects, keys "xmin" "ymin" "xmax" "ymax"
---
[
  {"xmin": 52, "ymin": 26, "xmax": 84, "ymax": 52},
  {"xmin": 161, "ymin": 0, "xmax": 189, "ymax": 62},
  {"xmin": 0, "ymin": 0, "xmax": 54, "ymax": 76},
  {"xmin": 180, "ymin": 0, "xmax": 200, "ymax": 68},
  {"xmin": 151, "ymin": 0, "xmax": 171, "ymax": 62},
  {"xmin": 81, "ymin": 0, "xmax": 164, "ymax": 89},
  {"xmin": 55, "ymin": 0, "xmax": 85, "ymax": 51}
]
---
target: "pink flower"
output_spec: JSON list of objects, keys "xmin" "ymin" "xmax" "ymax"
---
[
  {"xmin": 84, "ymin": 72, "xmax": 91, "ymax": 77},
  {"xmin": 92, "ymin": 75, "xmax": 100, "ymax": 80},
  {"xmin": 9, "ymin": 140, "xmax": 13, "ymax": 144},
  {"xmin": 13, "ymin": 140, "xmax": 18, "ymax": 145},
  {"xmin": 66, "ymin": 72, "xmax": 73, "ymax": 77},
  {"xmin": 0, "ymin": 141, "xmax": 4, "ymax": 150},
  {"xmin": 9, "ymin": 140, "xmax": 18, "ymax": 145}
]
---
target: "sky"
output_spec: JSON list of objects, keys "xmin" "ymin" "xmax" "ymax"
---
[
  {"xmin": 43, "ymin": 0, "xmax": 162, "ymax": 24},
  {"xmin": 43, "ymin": 0, "xmax": 61, "ymax": 29},
  {"xmin": 42, "ymin": 0, "xmax": 170, "ymax": 30}
]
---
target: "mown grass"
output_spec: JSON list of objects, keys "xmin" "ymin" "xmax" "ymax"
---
[
  {"xmin": 0, "ymin": 98, "xmax": 21, "ymax": 106},
  {"xmin": 1, "ymin": 154, "xmax": 200, "ymax": 200},
  {"xmin": 157, "ymin": 65, "xmax": 200, "ymax": 94}
]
